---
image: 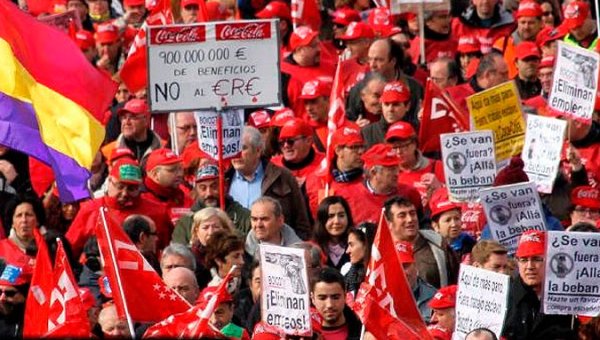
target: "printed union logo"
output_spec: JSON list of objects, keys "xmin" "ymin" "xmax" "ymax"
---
[{"xmin": 550, "ymin": 252, "xmax": 574, "ymax": 279}]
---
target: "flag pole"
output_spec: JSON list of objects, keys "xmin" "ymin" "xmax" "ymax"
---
[
  {"xmin": 169, "ymin": 112, "xmax": 179, "ymax": 156},
  {"xmin": 99, "ymin": 207, "xmax": 136, "ymax": 339}
]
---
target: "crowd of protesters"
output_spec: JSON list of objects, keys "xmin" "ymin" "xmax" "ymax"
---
[{"xmin": 0, "ymin": 0, "xmax": 600, "ymax": 338}]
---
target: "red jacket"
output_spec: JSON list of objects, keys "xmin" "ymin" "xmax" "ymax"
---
[
  {"xmin": 66, "ymin": 195, "xmax": 174, "ymax": 257},
  {"xmin": 335, "ymin": 180, "xmax": 423, "ymax": 225},
  {"xmin": 397, "ymin": 158, "xmax": 445, "ymax": 203},
  {"xmin": 409, "ymin": 34, "xmax": 457, "ymax": 65},
  {"xmin": 140, "ymin": 178, "xmax": 194, "ymax": 224},
  {"xmin": 304, "ymin": 171, "xmax": 363, "ymax": 218},
  {"xmin": 340, "ymin": 57, "xmax": 368, "ymax": 99},
  {"xmin": 451, "ymin": 5, "xmax": 515, "ymax": 54},
  {"xmin": 445, "ymin": 81, "xmax": 477, "ymax": 121},
  {"xmin": 271, "ymin": 149, "xmax": 325, "ymax": 187}
]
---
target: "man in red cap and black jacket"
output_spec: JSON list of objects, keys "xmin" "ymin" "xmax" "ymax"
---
[
  {"xmin": 503, "ymin": 230, "xmax": 578, "ymax": 339},
  {"xmin": 0, "ymin": 262, "xmax": 31, "ymax": 338}
]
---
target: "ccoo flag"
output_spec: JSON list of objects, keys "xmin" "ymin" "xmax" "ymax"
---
[{"xmin": 0, "ymin": 1, "xmax": 117, "ymax": 202}]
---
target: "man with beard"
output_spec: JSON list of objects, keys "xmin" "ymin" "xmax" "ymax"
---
[
  {"xmin": 66, "ymin": 159, "xmax": 173, "ymax": 257},
  {"xmin": 0, "ymin": 263, "xmax": 29, "ymax": 338},
  {"xmin": 172, "ymin": 163, "xmax": 251, "ymax": 245}
]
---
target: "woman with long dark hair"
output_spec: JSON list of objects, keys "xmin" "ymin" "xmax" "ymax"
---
[
  {"xmin": 313, "ymin": 196, "xmax": 354, "ymax": 270},
  {"xmin": 341, "ymin": 222, "xmax": 376, "ymax": 296}
]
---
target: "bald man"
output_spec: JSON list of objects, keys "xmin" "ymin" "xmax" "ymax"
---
[
  {"xmin": 98, "ymin": 304, "xmax": 130, "ymax": 338},
  {"xmin": 163, "ymin": 267, "xmax": 200, "ymax": 304}
]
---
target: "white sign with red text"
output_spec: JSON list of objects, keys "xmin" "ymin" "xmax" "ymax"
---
[{"xmin": 147, "ymin": 20, "xmax": 281, "ymax": 111}]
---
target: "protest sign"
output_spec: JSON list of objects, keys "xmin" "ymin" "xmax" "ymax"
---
[
  {"xmin": 548, "ymin": 42, "xmax": 599, "ymax": 122},
  {"xmin": 480, "ymin": 181, "xmax": 546, "ymax": 255},
  {"xmin": 38, "ymin": 10, "xmax": 81, "ymax": 34},
  {"xmin": 195, "ymin": 109, "xmax": 244, "ymax": 160},
  {"xmin": 147, "ymin": 20, "xmax": 281, "ymax": 112},
  {"xmin": 468, "ymin": 81, "xmax": 526, "ymax": 164},
  {"xmin": 390, "ymin": 0, "xmax": 449, "ymax": 15},
  {"xmin": 440, "ymin": 131, "xmax": 496, "ymax": 202},
  {"xmin": 259, "ymin": 244, "xmax": 311, "ymax": 337},
  {"xmin": 543, "ymin": 231, "xmax": 600, "ymax": 316},
  {"xmin": 522, "ymin": 115, "xmax": 566, "ymax": 194},
  {"xmin": 454, "ymin": 265, "xmax": 510, "ymax": 340}
]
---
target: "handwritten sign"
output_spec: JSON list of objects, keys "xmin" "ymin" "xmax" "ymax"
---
[
  {"xmin": 480, "ymin": 181, "xmax": 547, "ymax": 255},
  {"xmin": 440, "ymin": 131, "xmax": 496, "ymax": 201},
  {"xmin": 259, "ymin": 244, "xmax": 311, "ymax": 336},
  {"xmin": 148, "ymin": 20, "xmax": 281, "ymax": 111},
  {"xmin": 195, "ymin": 109, "xmax": 244, "ymax": 160},
  {"xmin": 468, "ymin": 81, "xmax": 526, "ymax": 164},
  {"xmin": 543, "ymin": 231, "xmax": 600, "ymax": 316},
  {"xmin": 522, "ymin": 115, "xmax": 566, "ymax": 194},
  {"xmin": 454, "ymin": 265, "xmax": 509, "ymax": 340},
  {"xmin": 548, "ymin": 42, "xmax": 599, "ymax": 122}
]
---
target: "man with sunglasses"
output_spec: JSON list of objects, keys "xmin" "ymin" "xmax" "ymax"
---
[
  {"xmin": 272, "ymin": 119, "xmax": 324, "ymax": 189},
  {"xmin": 0, "ymin": 264, "xmax": 30, "ymax": 338},
  {"xmin": 503, "ymin": 230, "xmax": 577, "ymax": 339},
  {"xmin": 67, "ymin": 159, "xmax": 174, "ymax": 257}
]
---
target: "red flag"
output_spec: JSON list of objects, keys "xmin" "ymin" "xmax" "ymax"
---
[
  {"xmin": 418, "ymin": 79, "xmax": 468, "ymax": 154},
  {"xmin": 23, "ymin": 229, "xmax": 53, "ymax": 337},
  {"xmin": 45, "ymin": 240, "xmax": 91, "ymax": 337},
  {"xmin": 96, "ymin": 207, "xmax": 191, "ymax": 324},
  {"xmin": 290, "ymin": 0, "xmax": 321, "ymax": 31},
  {"xmin": 143, "ymin": 270, "xmax": 235, "ymax": 338},
  {"xmin": 351, "ymin": 210, "xmax": 431, "ymax": 340},
  {"xmin": 119, "ymin": 0, "xmax": 174, "ymax": 93}
]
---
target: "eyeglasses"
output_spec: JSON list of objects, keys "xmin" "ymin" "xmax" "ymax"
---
[
  {"xmin": 574, "ymin": 207, "xmax": 600, "ymax": 216},
  {"xmin": 391, "ymin": 141, "xmax": 414, "ymax": 151},
  {"xmin": 120, "ymin": 114, "xmax": 145, "ymax": 121},
  {"xmin": 517, "ymin": 256, "xmax": 544, "ymax": 264},
  {"xmin": 176, "ymin": 125, "xmax": 197, "ymax": 132},
  {"xmin": 542, "ymin": 11, "xmax": 553, "ymax": 16},
  {"xmin": 0, "ymin": 289, "xmax": 18, "ymax": 298},
  {"xmin": 280, "ymin": 136, "xmax": 306, "ymax": 147}
]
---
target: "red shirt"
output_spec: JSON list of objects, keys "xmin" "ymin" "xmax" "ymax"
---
[
  {"xmin": 271, "ymin": 149, "xmax": 325, "ymax": 187},
  {"xmin": 320, "ymin": 324, "xmax": 349, "ymax": 340},
  {"xmin": 409, "ymin": 36, "xmax": 458, "ymax": 65},
  {"xmin": 397, "ymin": 158, "xmax": 445, "ymax": 203},
  {"xmin": 340, "ymin": 57, "xmax": 368, "ymax": 99},
  {"xmin": 451, "ymin": 17, "xmax": 515, "ymax": 54}
]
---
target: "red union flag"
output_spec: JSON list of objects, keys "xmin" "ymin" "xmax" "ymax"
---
[
  {"xmin": 150, "ymin": 26, "xmax": 206, "ymax": 45},
  {"xmin": 96, "ymin": 208, "xmax": 191, "ymax": 324},
  {"xmin": 419, "ymin": 79, "xmax": 468, "ymax": 154},
  {"xmin": 351, "ymin": 210, "xmax": 431, "ymax": 340},
  {"xmin": 216, "ymin": 22, "xmax": 271, "ymax": 41},
  {"xmin": 23, "ymin": 229, "xmax": 53, "ymax": 337}
]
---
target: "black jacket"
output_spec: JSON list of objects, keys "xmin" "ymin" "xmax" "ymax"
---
[{"xmin": 502, "ymin": 276, "xmax": 577, "ymax": 340}]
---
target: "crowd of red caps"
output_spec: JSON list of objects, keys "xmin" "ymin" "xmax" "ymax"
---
[{"xmin": 2, "ymin": 0, "xmax": 600, "ymax": 338}]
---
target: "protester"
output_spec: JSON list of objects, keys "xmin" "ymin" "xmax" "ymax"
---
[
  {"xmin": 297, "ymin": 80, "xmax": 331, "ymax": 151},
  {"xmin": 429, "ymin": 57, "xmax": 461, "ymax": 89},
  {"xmin": 160, "ymin": 243, "xmax": 197, "ymax": 279},
  {"xmin": 0, "ymin": 264, "xmax": 29, "ymax": 338},
  {"xmin": 409, "ymin": 9, "xmax": 457, "ymax": 65},
  {"xmin": 513, "ymin": 42, "xmax": 542, "ymax": 100},
  {"xmin": 562, "ymin": 1, "xmax": 598, "ymax": 50},
  {"xmin": 141, "ymin": 148, "xmax": 192, "ymax": 210},
  {"xmin": 569, "ymin": 186, "xmax": 600, "ymax": 226},
  {"xmin": 339, "ymin": 21, "xmax": 374, "ymax": 96},
  {"xmin": 163, "ymin": 267, "xmax": 200, "ymax": 305},
  {"xmin": 204, "ymin": 230, "xmax": 245, "ymax": 293},
  {"xmin": 122, "ymin": 214, "xmax": 160, "ymax": 273},
  {"xmin": 465, "ymin": 327, "xmax": 498, "ymax": 340},
  {"xmin": 313, "ymin": 196, "xmax": 353, "ymax": 270},
  {"xmin": 470, "ymin": 240, "xmax": 509, "ymax": 274},
  {"xmin": 97, "ymin": 303, "xmax": 130, "ymax": 338},
  {"xmin": 341, "ymin": 222, "xmax": 375, "ymax": 296},
  {"xmin": 167, "ymin": 111, "xmax": 198, "ymax": 155},
  {"xmin": 428, "ymin": 285, "xmax": 458, "ymax": 334},
  {"xmin": 197, "ymin": 286, "xmax": 250, "ymax": 339}
]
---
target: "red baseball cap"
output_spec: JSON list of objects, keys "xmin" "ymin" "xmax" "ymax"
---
[
  {"xmin": 249, "ymin": 110, "xmax": 272, "ymax": 129},
  {"xmin": 562, "ymin": 1, "xmax": 589, "ymax": 30},
  {"xmin": 124, "ymin": 0, "xmax": 144, "ymax": 6},
  {"xmin": 271, "ymin": 107, "xmax": 296, "ymax": 127},
  {"xmin": 571, "ymin": 186, "xmax": 600, "ymax": 210},
  {"xmin": 299, "ymin": 79, "xmax": 332, "ymax": 100},
  {"xmin": 382, "ymin": 26, "xmax": 404, "ymax": 38},
  {"xmin": 289, "ymin": 26, "xmax": 319, "ymax": 50},
  {"xmin": 331, "ymin": 7, "xmax": 361, "ymax": 26},
  {"xmin": 339, "ymin": 21, "xmax": 375, "ymax": 41},
  {"xmin": 95, "ymin": 22, "xmax": 120, "ymax": 44},
  {"xmin": 109, "ymin": 147, "xmax": 135, "ymax": 163},
  {"xmin": 110, "ymin": 158, "xmax": 142, "ymax": 185},
  {"xmin": 181, "ymin": 0, "xmax": 201, "ymax": 8},
  {"xmin": 252, "ymin": 322, "xmax": 286, "ymax": 340},
  {"xmin": 117, "ymin": 99, "xmax": 150, "ymax": 117},
  {"xmin": 0, "ymin": 264, "xmax": 32, "ymax": 287},
  {"xmin": 278, "ymin": 118, "xmax": 313, "ymax": 140},
  {"xmin": 181, "ymin": 141, "xmax": 210, "ymax": 169},
  {"xmin": 515, "ymin": 0, "xmax": 542, "ymax": 18},
  {"xmin": 206, "ymin": 1, "xmax": 231, "ymax": 21},
  {"xmin": 367, "ymin": 7, "xmax": 393, "ymax": 35},
  {"xmin": 385, "ymin": 121, "xmax": 416, "ymax": 141},
  {"xmin": 429, "ymin": 187, "xmax": 461, "ymax": 219},
  {"xmin": 380, "ymin": 81, "xmax": 411, "ymax": 103},
  {"xmin": 256, "ymin": 1, "xmax": 291, "ymax": 22},
  {"xmin": 516, "ymin": 230, "xmax": 546, "ymax": 258},
  {"xmin": 457, "ymin": 36, "xmax": 480, "ymax": 54},
  {"xmin": 75, "ymin": 30, "xmax": 95, "ymax": 50},
  {"xmin": 331, "ymin": 123, "xmax": 364, "ymax": 148},
  {"xmin": 515, "ymin": 41, "xmax": 541, "ymax": 60},
  {"xmin": 536, "ymin": 26, "xmax": 567, "ymax": 47},
  {"xmin": 362, "ymin": 143, "xmax": 399, "ymax": 168},
  {"xmin": 146, "ymin": 148, "xmax": 182, "ymax": 172},
  {"xmin": 538, "ymin": 55, "xmax": 555, "ymax": 70},
  {"xmin": 428, "ymin": 285, "xmax": 458, "ymax": 309},
  {"xmin": 394, "ymin": 241, "xmax": 414, "ymax": 264}
]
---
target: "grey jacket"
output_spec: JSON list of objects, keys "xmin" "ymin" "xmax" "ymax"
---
[{"xmin": 245, "ymin": 224, "xmax": 302, "ymax": 258}]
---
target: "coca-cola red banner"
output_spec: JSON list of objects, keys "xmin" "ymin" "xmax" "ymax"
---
[
  {"xmin": 215, "ymin": 22, "xmax": 271, "ymax": 41},
  {"xmin": 150, "ymin": 26, "xmax": 206, "ymax": 45}
]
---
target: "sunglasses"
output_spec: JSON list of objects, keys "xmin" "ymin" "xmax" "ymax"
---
[
  {"xmin": 279, "ymin": 136, "xmax": 305, "ymax": 147},
  {"xmin": 0, "ymin": 289, "xmax": 18, "ymax": 298}
]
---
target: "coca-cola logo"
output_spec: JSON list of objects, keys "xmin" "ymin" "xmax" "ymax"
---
[
  {"xmin": 577, "ymin": 188, "xmax": 599, "ymax": 199},
  {"xmin": 150, "ymin": 26, "xmax": 205, "ymax": 45},
  {"xmin": 216, "ymin": 23, "xmax": 271, "ymax": 41}
]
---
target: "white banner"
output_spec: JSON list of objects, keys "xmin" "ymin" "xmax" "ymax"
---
[
  {"xmin": 548, "ymin": 41, "xmax": 599, "ymax": 122},
  {"xmin": 440, "ymin": 131, "xmax": 496, "ymax": 202},
  {"xmin": 259, "ymin": 244, "xmax": 311, "ymax": 337},
  {"xmin": 522, "ymin": 115, "xmax": 566, "ymax": 194},
  {"xmin": 480, "ymin": 182, "xmax": 547, "ymax": 255},
  {"xmin": 543, "ymin": 231, "xmax": 600, "ymax": 316},
  {"xmin": 390, "ymin": 0, "xmax": 449, "ymax": 14},
  {"xmin": 454, "ymin": 265, "xmax": 510, "ymax": 340},
  {"xmin": 195, "ymin": 109, "xmax": 244, "ymax": 160},
  {"xmin": 147, "ymin": 20, "xmax": 281, "ymax": 112}
]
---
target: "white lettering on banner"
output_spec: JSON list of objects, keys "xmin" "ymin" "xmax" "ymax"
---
[
  {"xmin": 543, "ymin": 232, "xmax": 600, "ymax": 316},
  {"xmin": 454, "ymin": 265, "xmax": 510, "ymax": 340},
  {"xmin": 548, "ymin": 42, "xmax": 599, "ymax": 122},
  {"xmin": 114, "ymin": 240, "xmax": 154, "ymax": 271},
  {"xmin": 148, "ymin": 20, "xmax": 281, "ymax": 111},
  {"xmin": 480, "ymin": 181, "xmax": 547, "ymax": 256},
  {"xmin": 48, "ymin": 270, "xmax": 79, "ymax": 330},
  {"xmin": 259, "ymin": 244, "xmax": 311, "ymax": 336},
  {"xmin": 195, "ymin": 109, "xmax": 243, "ymax": 160},
  {"xmin": 440, "ymin": 131, "xmax": 496, "ymax": 202}
]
